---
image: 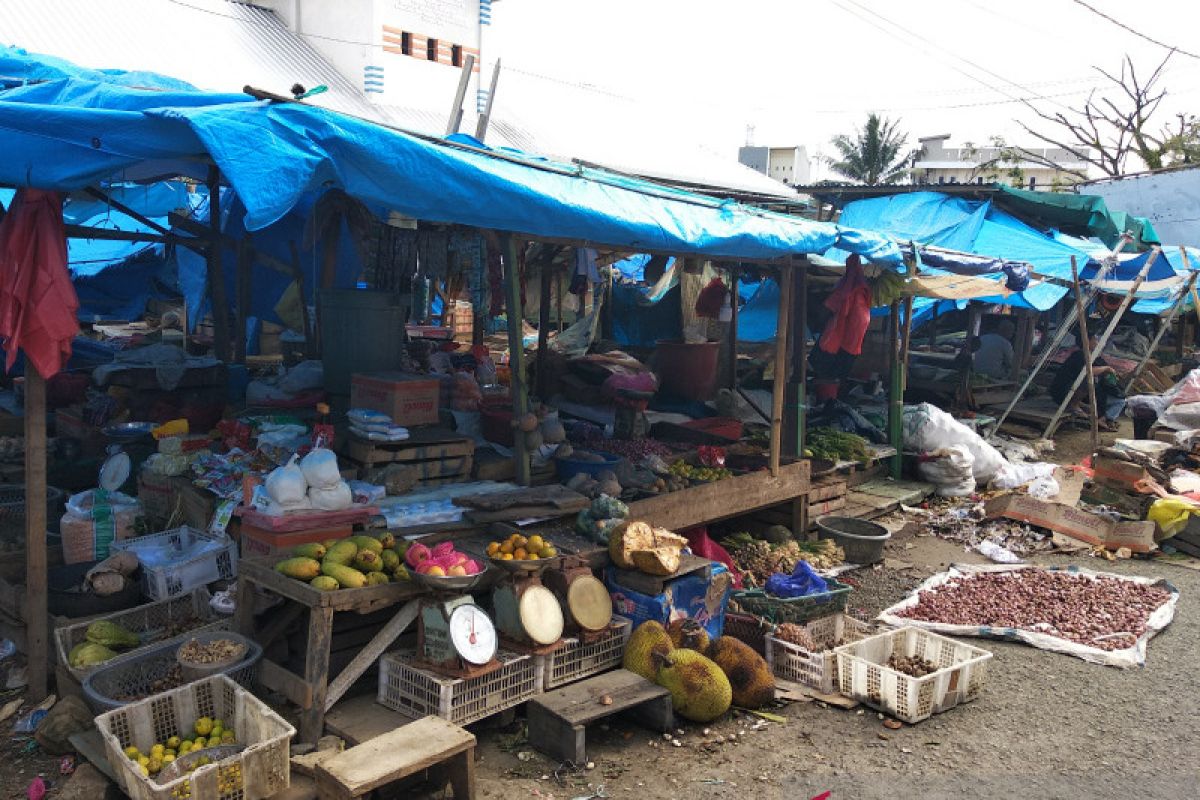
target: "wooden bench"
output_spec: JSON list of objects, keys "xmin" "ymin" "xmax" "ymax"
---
[
  {"xmin": 314, "ymin": 716, "xmax": 476, "ymax": 799},
  {"xmin": 527, "ymin": 669, "xmax": 674, "ymax": 765}
]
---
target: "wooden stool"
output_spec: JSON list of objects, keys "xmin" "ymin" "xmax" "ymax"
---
[
  {"xmin": 314, "ymin": 716, "xmax": 476, "ymax": 799},
  {"xmin": 527, "ymin": 669, "xmax": 674, "ymax": 765}
]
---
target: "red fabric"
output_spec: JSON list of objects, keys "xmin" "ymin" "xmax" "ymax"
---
[
  {"xmin": 819, "ymin": 254, "xmax": 871, "ymax": 356},
  {"xmin": 683, "ymin": 527, "xmax": 743, "ymax": 589},
  {"xmin": 0, "ymin": 189, "xmax": 78, "ymax": 377},
  {"xmin": 694, "ymin": 277, "xmax": 728, "ymax": 318}
]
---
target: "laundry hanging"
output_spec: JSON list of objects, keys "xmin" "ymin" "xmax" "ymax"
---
[{"xmin": 819, "ymin": 254, "xmax": 871, "ymax": 356}]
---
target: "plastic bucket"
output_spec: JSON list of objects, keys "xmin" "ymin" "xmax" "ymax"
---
[
  {"xmin": 814, "ymin": 379, "xmax": 840, "ymax": 401},
  {"xmin": 816, "ymin": 516, "xmax": 890, "ymax": 565},
  {"xmin": 655, "ymin": 340, "xmax": 720, "ymax": 400}
]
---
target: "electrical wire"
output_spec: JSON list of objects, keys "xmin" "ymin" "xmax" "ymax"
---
[{"xmin": 1068, "ymin": 0, "xmax": 1200, "ymax": 60}]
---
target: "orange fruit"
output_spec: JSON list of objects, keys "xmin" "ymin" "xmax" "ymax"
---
[
  {"xmin": 501, "ymin": 553, "xmax": 514, "ymax": 561},
  {"xmin": 486, "ymin": 542, "xmax": 501, "ymax": 556},
  {"xmin": 500, "ymin": 542, "xmax": 514, "ymax": 554},
  {"xmin": 527, "ymin": 535, "xmax": 544, "ymax": 551},
  {"xmin": 526, "ymin": 552, "xmax": 539, "ymax": 560},
  {"xmin": 514, "ymin": 548, "xmax": 528, "ymax": 560}
]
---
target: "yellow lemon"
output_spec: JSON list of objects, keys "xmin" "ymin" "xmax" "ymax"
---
[
  {"xmin": 527, "ymin": 535, "xmax": 544, "ymax": 551},
  {"xmin": 124, "ymin": 746, "xmax": 140, "ymax": 760},
  {"xmin": 486, "ymin": 542, "xmax": 500, "ymax": 556},
  {"xmin": 163, "ymin": 754, "xmax": 176, "ymax": 764},
  {"xmin": 138, "ymin": 764, "xmax": 150, "ymax": 777},
  {"xmin": 166, "ymin": 736, "xmax": 181, "ymax": 750},
  {"xmin": 499, "ymin": 541, "xmax": 514, "ymax": 555},
  {"xmin": 147, "ymin": 757, "xmax": 163, "ymax": 774},
  {"xmin": 194, "ymin": 717, "xmax": 213, "ymax": 737},
  {"xmin": 207, "ymin": 736, "xmax": 221, "ymax": 748},
  {"xmin": 539, "ymin": 546, "xmax": 557, "ymax": 558},
  {"xmin": 138, "ymin": 755, "xmax": 150, "ymax": 768}
]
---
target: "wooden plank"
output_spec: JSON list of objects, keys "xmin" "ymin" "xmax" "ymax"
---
[
  {"xmin": 625, "ymin": 459, "xmax": 810, "ymax": 532},
  {"xmin": 769, "ymin": 266, "xmax": 794, "ymax": 475},
  {"xmin": 315, "ymin": 716, "xmax": 475, "ymax": 799},
  {"xmin": 206, "ymin": 166, "xmax": 232, "ymax": 361},
  {"xmin": 534, "ymin": 669, "xmax": 671, "ymax": 726},
  {"xmin": 24, "ymin": 369, "xmax": 47, "ymax": 697},
  {"xmin": 260, "ymin": 657, "xmax": 314, "ymax": 709},
  {"xmin": 325, "ymin": 600, "xmax": 419, "ymax": 712},
  {"xmin": 238, "ymin": 558, "xmax": 422, "ymax": 611},
  {"xmin": 301, "ymin": 606, "xmax": 335, "ymax": 743},
  {"xmin": 808, "ymin": 479, "xmax": 848, "ymax": 503},
  {"xmin": 501, "ymin": 234, "xmax": 531, "ymax": 486},
  {"xmin": 324, "ymin": 694, "xmax": 413, "ymax": 745}
]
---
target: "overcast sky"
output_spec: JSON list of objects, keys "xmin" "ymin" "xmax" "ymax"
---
[{"xmin": 485, "ymin": 0, "xmax": 1200, "ymax": 178}]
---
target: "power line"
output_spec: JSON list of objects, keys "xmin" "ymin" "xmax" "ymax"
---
[{"xmin": 1068, "ymin": 0, "xmax": 1200, "ymax": 59}]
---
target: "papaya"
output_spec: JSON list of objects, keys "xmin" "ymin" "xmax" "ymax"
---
[
  {"xmin": 353, "ymin": 549, "xmax": 384, "ymax": 573},
  {"xmin": 372, "ymin": 531, "xmax": 396, "ymax": 550},
  {"xmin": 321, "ymin": 562, "xmax": 368, "ymax": 589},
  {"xmin": 275, "ymin": 557, "xmax": 321, "ymax": 581},
  {"xmin": 380, "ymin": 549, "xmax": 400, "ymax": 572},
  {"xmin": 366, "ymin": 571, "xmax": 390, "ymax": 586},
  {"xmin": 324, "ymin": 540, "xmax": 358, "ymax": 566},
  {"xmin": 350, "ymin": 535, "xmax": 383, "ymax": 555},
  {"xmin": 293, "ymin": 543, "xmax": 327, "ymax": 560},
  {"xmin": 310, "ymin": 576, "xmax": 339, "ymax": 591},
  {"xmin": 393, "ymin": 564, "xmax": 411, "ymax": 581},
  {"xmin": 322, "ymin": 538, "xmax": 341, "ymax": 548}
]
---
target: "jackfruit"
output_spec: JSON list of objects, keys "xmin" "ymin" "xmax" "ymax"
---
[
  {"xmin": 85, "ymin": 620, "xmax": 140, "ymax": 649},
  {"xmin": 324, "ymin": 540, "xmax": 358, "ymax": 566},
  {"xmin": 274, "ymin": 557, "xmax": 321, "ymax": 581},
  {"xmin": 706, "ymin": 636, "xmax": 775, "ymax": 709},
  {"xmin": 610, "ymin": 520, "xmax": 688, "ymax": 574},
  {"xmin": 366, "ymin": 571, "xmax": 390, "ymax": 586},
  {"xmin": 622, "ymin": 620, "xmax": 673, "ymax": 681},
  {"xmin": 655, "ymin": 648, "xmax": 732, "ymax": 723},
  {"xmin": 292, "ymin": 543, "xmax": 327, "ymax": 560},
  {"xmin": 352, "ymin": 549, "xmax": 384, "ymax": 573},
  {"xmin": 69, "ymin": 641, "xmax": 118, "ymax": 668},
  {"xmin": 630, "ymin": 547, "xmax": 681, "ymax": 576},
  {"xmin": 310, "ymin": 576, "xmax": 339, "ymax": 591},
  {"xmin": 321, "ymin": 562, "xmax": 368, "ymax": 589},
  {"xmin": 667, "ymin": 618, "xmax": 710, "ymax": 652},
  {"xmin": 349, "ymin": 535, "xmax": 383, "ymax": 555},
  {"xmin": 380, "ymin": 549, "xmax": 400, "ymax": 572}
]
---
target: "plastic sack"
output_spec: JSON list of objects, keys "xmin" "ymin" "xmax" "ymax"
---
[
  {"xmin": 917, "ymin": 446, "xmax": 976, "ymax": 497},
  {"xmin": 992, "ymin": 461, "xmax": 1058, "ymax": 492},
  {"xmin": 264, "ymin": 455, "xmax": 307, "ymax": 505},
  {"xmin": 348, "ymin": 408, "xmax": 393, "ymax": 427},
  {"xmin": 66, "ymin": 489, "xmax": 139, "ymax": 516},
  {"xmin": 309, "ymin": 481, "xmax": 353, "ymax": 511},
  {"xmin": 1159, "ymin": 402, "xmax": 1200, "ymax": 432},
  {"xmin": 765, "ymin": 558, "xmax": 828, "ymax": 598},
  {"xmin": 1147, "ymin": 497, "xmax": 1200, "ymax": 537},
  {"xmin": 300, "ymin": 448, "xmax": 341, "ymax": 489},
  {"xmin": 278, "ymin": 360, "xmax": 324, "ymax": 394},
  {"xmin": 262, "ymin": 495, "xmax": 312, "ymax": 516},
  {"xmin": 902, "ymin": 403, "xmax": 1008, "ymax": 483}
]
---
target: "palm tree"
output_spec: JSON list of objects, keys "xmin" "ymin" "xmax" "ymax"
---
[{"xmin": 827, "ymin": 114, "xmax": 911, "ymax": 185}]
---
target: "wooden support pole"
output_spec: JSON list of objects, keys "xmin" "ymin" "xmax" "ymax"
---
[
  {"xmin": 445, "ymin": 53, "xmax": 476, "ymax": 136},
  {"xmin": 888, "ymin": 299, "xmax": 903, "ymax": 479},
  {"xmin": 288, "ymin": 240, "xmax": 315, "ymax": 358},
  {"xmin": 728, "ymin": 270, "xmax": 739, "ymax": 392},
  {"xmin": 1124, "ymin": 270, "xmax": 1197, "ymax": 392},
  {"xmin": 206, "ymin": 166, "xmax": 232, "ymax": 362},
  {"xmin": 1070, "ymin": 257, "xmax": 1100, "ymax": 449},
  {"xmin": 795, "ymin": 260, "xmax": 809, "ymax": 458},
  {"xmin": 83, "ymin": 186, "xmax": 173, "ymax": 236},
  {"xmin": 475, "ymin": 58, "xmax": 502, "ymax": 141},
  {"xmin": 769, "ymin": 265, "xmax": 794, "ymax": 476},
  {"xmin": 234, "ymin": 237, "xmax": 252, "ymax": 364},
  {"xmin": 536, "ymin": 250, "xmax": 554, "ymax": 400},
  {"xmin": 23, "ymin": 369, "xmax": 47, "ymax": 699},
  {"xmin": 502, "ymin": 234, "xmax": 532, "ymax": 485}
]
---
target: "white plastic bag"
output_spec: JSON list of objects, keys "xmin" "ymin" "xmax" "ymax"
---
[
  {"xmin": 300, "ymin": 448, "xmax": 342, "ymax": 489},
  {"xmin": 309, "ymin": 481, "xmax": 353, "ymax": 511},
  {"xmin": 265, "ymin": 455, "xmax": 307, "ymax": 505},
  {"xmin": 917, "ymin": 446, "xmax": 976, "ymax": 497},
  {"xmin": 992, "ymin": 461, "xmax": 1057, "ymax": 491},
  {"xmin": 278, "ymin": 360, "xmax": 324, "ymax": 394},
  {"xmin": 903, "ymin": 403, "xmax": 1008, "ymax": 483}
]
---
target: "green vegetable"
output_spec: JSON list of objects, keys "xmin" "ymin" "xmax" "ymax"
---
[
  {"xmin": 85, "ymin": 620, "xmax": 140, "ymax": 649},
  {"xmin": 806, "ymin": 427, "xmax": 870, "ymax": 463},
  {"xmin": 69, "ymin": 641, "xmax": 118, "ymax": 668}
]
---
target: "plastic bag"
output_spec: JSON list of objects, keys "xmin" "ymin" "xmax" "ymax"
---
[
  {"xmin": 278, "ymin": 360, "xmax": 324, "ymax": 394},
  {"xmin": 991, "ymin": 461, "xmax": 1058, "ymax": 492},
  {"xmin": 300, "ymin": 448, "xmax": 341, "ymax": 489},
  {"xmin": 917, "ymin": 446, "xmax": 976, "ymax": 497},
  {"xmin": 1148, "ymin": 497, "xmax": 1200, "ymax": 537},
  {"xmin": 265, "ymin": 455, "xmax": 307, "ymax": 505},
  {"xmin": 903, "ymin": 403, "xmax": 1009, "ymax": 483},
  {"xmin": 309, "ymin": 481, "xmax": 353, "ymax": 511},
  {"xmin": 65, "ymin": 489, "xmax": 139, "ymax": 516},
  {"xmin": 764, "ymin": 559, "xmax": 828, "ymax": 598}
]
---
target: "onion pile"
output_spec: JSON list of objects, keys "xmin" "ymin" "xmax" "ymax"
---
[{"xmin": 895, "ymin": 570, "xmax": 1172, "ymax": 651}]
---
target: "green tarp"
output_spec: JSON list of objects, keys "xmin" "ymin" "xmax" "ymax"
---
[{"xmin": 995, "ymin": 185, "xmax": 1160, "ymax": 249}]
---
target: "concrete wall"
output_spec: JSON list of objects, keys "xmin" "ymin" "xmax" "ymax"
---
[{"xmin": 1086, "ymin": 168, "xmax": 1200, "ymax": 246}]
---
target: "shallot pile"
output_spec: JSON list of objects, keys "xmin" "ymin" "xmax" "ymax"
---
[{"xmin": 895, "ymin": 569, "xmax": 1173, "ymax": 651}]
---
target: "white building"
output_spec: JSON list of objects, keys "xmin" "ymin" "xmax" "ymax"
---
[
  {"xmin": 737, "ymin": 146, "xmax": 810, "ymax": 187},
  {"xmin": 913, "ymin": 134, "xmax": 1090, "ymax": 191}
]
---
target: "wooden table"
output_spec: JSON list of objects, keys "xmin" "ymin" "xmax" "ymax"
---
[{"xmin": 235, "ymin": 558, "xmax": 424, "ymax": 743}]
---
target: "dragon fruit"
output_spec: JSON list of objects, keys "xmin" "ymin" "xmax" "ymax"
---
[{"xmin": 405, "ymin": 542, "xmax": 431, "ymax": 568}]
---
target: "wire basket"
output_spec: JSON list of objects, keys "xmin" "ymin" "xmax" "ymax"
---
[
  {"xmin": 378, "ymin": 648, "xmax": 537, "ymax": 726},
  {"xmin": 730, "ymin": 579, "xmax": 851, "ymax": 625},
  {"xmin": 834, "ymin": 626, "xmax": 993, "ymax": 724},
  {"xmin": 95, "ymin": 674, "xmax": 293, "ymax": 800},
  {"xmin": 83, "ymin": 631, "xmax": 262, "ymax": 713},
  {"xmin": 0, "ymin": 483, "xmax": 66, "ymax": 540},
  {"xmin": 55, "ymin": 589, "xmax": 230, "ymax": 682},
  {"xmin": 764, "ymin": 613, "xmax": 875, "ymax": 694},
  {"xmin": 536, "ymin": 616, "xmax": 632, "ymax": 691}
]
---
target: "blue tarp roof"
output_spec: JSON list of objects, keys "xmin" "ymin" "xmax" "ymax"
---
[{"xmin": 0, "ymin": 46, "xmax": 902, "ymax": 266}]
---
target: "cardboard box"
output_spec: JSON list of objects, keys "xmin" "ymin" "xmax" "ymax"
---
[
  {"xmin": 350, "ymin": 372, "xmax": 440, "ymax": 426},
  {"xmin": 1091, "ymin": 456, "xmax": 1151, "ymax": 490},
  {"xmin": 985, "ymin": 494, "xmax": 1158, "ymax": 553},
  {"xmin": 1080, "ymin": 483, "xmax": 1153, "ymax": 519}
]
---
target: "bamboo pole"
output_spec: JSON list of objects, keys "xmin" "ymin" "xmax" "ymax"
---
[
  {"xmin": 795, "ymin": 260, "xmax": 809, "ymax": 457},
  {"xmin": 23, "ymin": 369, "xmax": 47, "ymax": 699},
  {"xmin": 502, "ymin": 234, "xmax": 531, "ymax": 485},
  {"xmin": 728, "ymin": 269, "xmax": 739, "ymax": 392},
  {"xmin": 888, "ymin": 299, "xmax": 902, "ymax": 479},
  {"xmin": 1069, "ymin": 256, "xmax": 1100, "ymax": 449},
  {"xmin": 206, "ymin": 166, "xmax": 232, "ymax": 362},
  {"xmin": 769, "ymin": 264, "xmax": 794, "ymax": 476},
  {"xmin": 1124, "ymin": 271, "xmax": 1197, "ymax": 392},
  {"xmin": 535, "ymin": 250, "xmax": 554, "ymax": 400}
]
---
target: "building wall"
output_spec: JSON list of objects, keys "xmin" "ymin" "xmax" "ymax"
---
[
  {"xmin": 1086, "ymin": 167, "xmax": 1200, "ymax": 246},
  {"xmin": 914, "ymin": 135, "xmax": 1088, "ymax": 191},
  {"xmin": 739, "ymin": 145, "xmax": 809, "ymax": 186}
]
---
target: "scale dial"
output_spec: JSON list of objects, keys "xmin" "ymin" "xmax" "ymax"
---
[{"xmin": 448, "ymin": 603, "xmax": 498, "ymax": 665}]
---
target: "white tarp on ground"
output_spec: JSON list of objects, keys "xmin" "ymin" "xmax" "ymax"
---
[{"xmin": 878, "ymin": 563, "xmax": 1179, "ymax": 669}]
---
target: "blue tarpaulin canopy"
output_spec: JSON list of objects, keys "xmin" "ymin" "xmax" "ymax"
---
[{"xmin": 0, "ymin": 46, "xmax": 902, "ymax": 266}]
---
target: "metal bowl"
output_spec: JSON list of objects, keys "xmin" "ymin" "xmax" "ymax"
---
[
  {"xmin": 488, "ymin": 556, "xmax": 562, "ymax": 574},
  {"xmin": 410, "ymin": 567, "xmax": 491, "ymax": 593},
  {"xmin": 102, "ymin": 421, "xmax": 156, "ymax": 441}
]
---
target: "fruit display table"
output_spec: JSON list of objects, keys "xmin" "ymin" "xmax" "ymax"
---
[{"xmin": 234, "ymin": 558, "xmax": 423, "ymax": 743}]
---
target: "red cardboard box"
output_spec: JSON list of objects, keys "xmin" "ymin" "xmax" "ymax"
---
[{"xmin": 350, "ymin": 372, "xmax": 440, "ymax": 426}]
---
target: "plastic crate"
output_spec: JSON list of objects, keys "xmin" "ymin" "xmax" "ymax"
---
[
  {"xmin": 537, "ymin": 616, "xmax": 632, "ymax": 691},
  {"xmin": 83, "ymin": 631, "xmax": 262, "ymax": 713},
  {"xmin": 833, "ymin": 626, "xmax": 993, "ymax": 724},
  {"xmin": 95, "ymin": 674, "xmax": 294, "ymax": 800},
  {"xmin": 55, "ymin": 589, "xmax": 230, "ymax": 682},
  {"xmin": 111, "ymin": 526, "xmax": 238, "ymax": 600},
  {"xmin": 378, "ymin": 648, "xmax": 537, "ymax": 726},
  {"xmin": 730, "ymin": 579, "xmax": 851, "ymax": 625},
  {"xmin": 764, "ymin": 614, "xmax": 875, "ymax": 694},
  {"xmin": 722, "ymin": 612, "xmax": 775, "ymax": 656}
]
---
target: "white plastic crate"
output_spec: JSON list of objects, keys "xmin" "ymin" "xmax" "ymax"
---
[
  {"xmin": 111, "ymin": 526, "xmax": 238, "ymax": 600},
  {"xmin": 95, "ymin": 674, "xmax": 294, "ymax": 800},
  {"xmin": 378, "ymin": 647, "xmax": 537, "ymax": 726},
  {"xmin": 55, "ymin": 589, "xmax": 230, "ymax": 682},
  {"xmin": 833, "ymin": 626, "xmax": 993, "ymax": 724},
  {"xmin": 765, "ymin": 614, "xmax": 875, "ymax": 694},
  {"xmin": 537, "ymin": 616, "xmax": 632, "ymax": 691}
]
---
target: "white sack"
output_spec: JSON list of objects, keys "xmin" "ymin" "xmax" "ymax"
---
[
  {"xmin": 916, "ymin": 446, "xmax": 976, "ymax": 497},
  {"xmin": 902, "ymin": 403, "xmax": 1008, "ymax": 483},
  {"xmin": 309, "ymin": 481, "xmax": 353, "ymax": 511},
  {"xmin": 265, "ymin": 455, "xmax": 307, "ymax": 505},
  {"xmin": 300, "ymin": 448, "xmax": 342, "ymax": 489}
]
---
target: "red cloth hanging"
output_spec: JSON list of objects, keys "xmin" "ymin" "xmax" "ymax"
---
[
  {"xmin": 0, "ymin": 189, "xmax": 78, "ymax": 378},
  {"xmin": 819, "ymin": 254, "xmax": 871, "ymax": 356}
]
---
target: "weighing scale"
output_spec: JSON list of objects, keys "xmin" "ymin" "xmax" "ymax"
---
[
  {"xmin": 490, "ymin": 558, "xmax": 565, "ymax": 653},
  {"xmin": 543, "ymin": 556, "xmax": 614, "ymax": 642},
  {"xmin": 412, "ymin": 570, "xmax": 501, "ymax": 678}
]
